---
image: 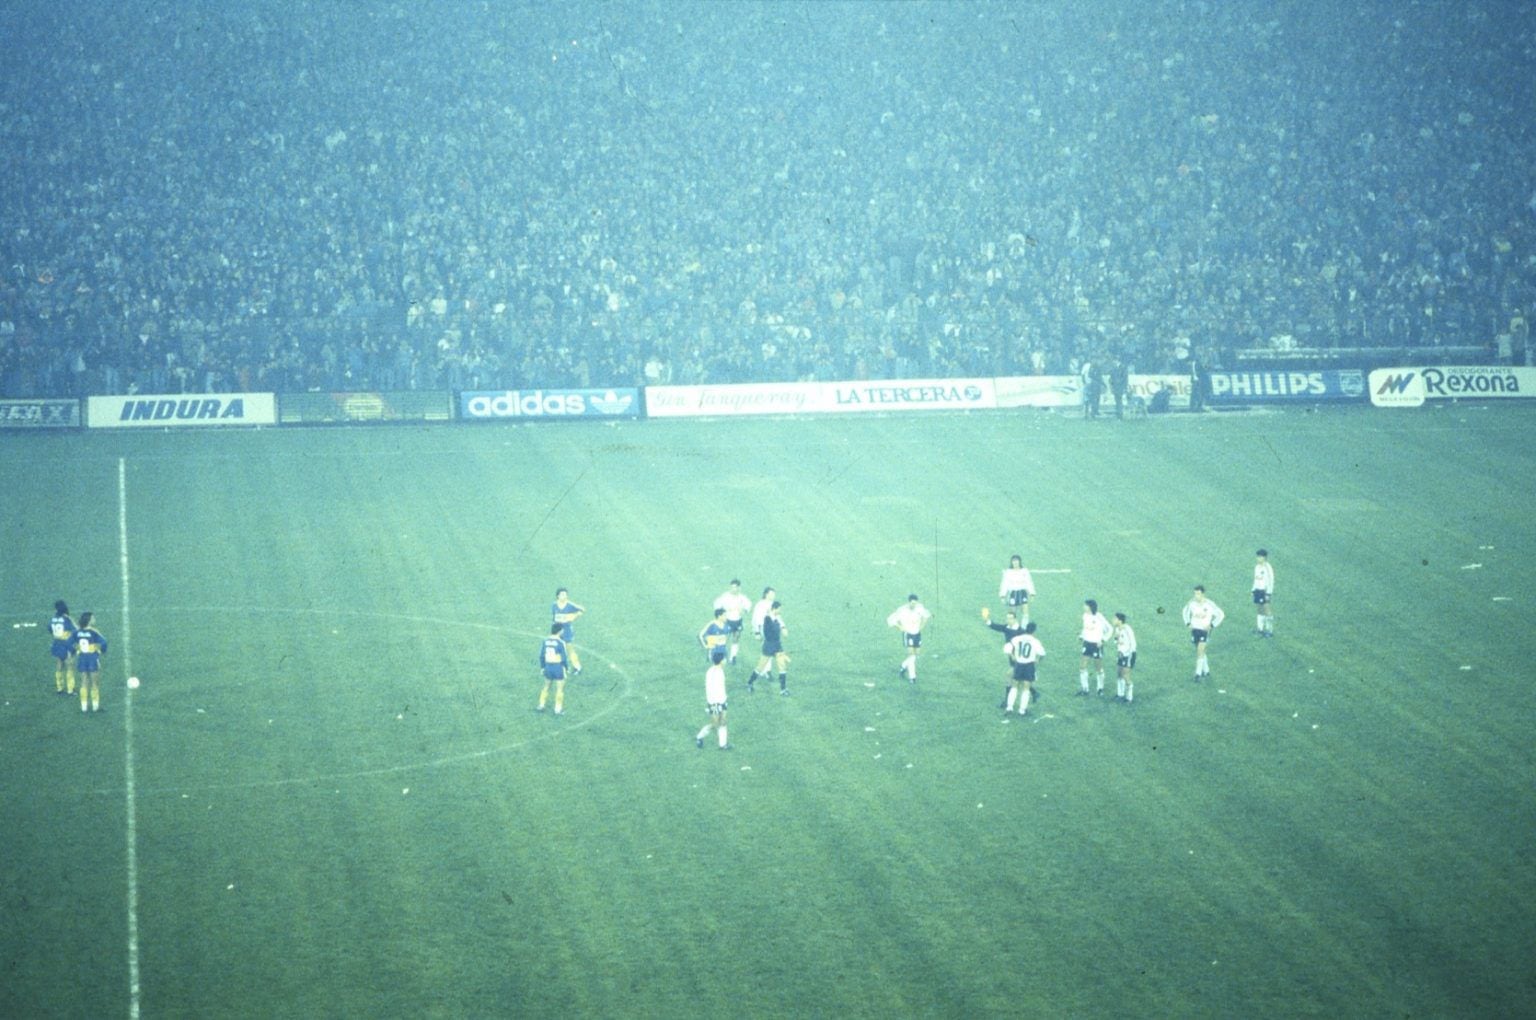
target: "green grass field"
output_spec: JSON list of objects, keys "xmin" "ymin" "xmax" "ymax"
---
[{"xmin": 2, "ymin": 405, "xmax": 1534, "ymax": 1019}]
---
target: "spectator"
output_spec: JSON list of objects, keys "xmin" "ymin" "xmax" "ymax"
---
[{"xmin": 0, "ymin": 3, "xmax": 1531, "ymax": 398}]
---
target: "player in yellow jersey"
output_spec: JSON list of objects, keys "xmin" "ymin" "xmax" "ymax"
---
[
  {"xmin": 73, "ymin": 612, "xmax": 109, "ymax": 713},
  {"xmin": 536, "ymin": 625, "xmax": 570, "ymax": 716},
  {"xmin": 50, "ymin": 600, "xmax": 78, "ymax": 695},
  {"xmin": 551, "ymin": 589, "xmax": 585, "ymax": 674}
]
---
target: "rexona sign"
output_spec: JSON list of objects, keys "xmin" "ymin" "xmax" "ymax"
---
[
  {"xmin": 88, "ymin": 393, "xmax": 277, "ymax": 428},
  {"xmin": 1369, "ymin": 367, "xmax": 1535, "ymax": 407},
  {"xmin": 459, "ymin": 388, "xmax": 641, "ymax": 420}
]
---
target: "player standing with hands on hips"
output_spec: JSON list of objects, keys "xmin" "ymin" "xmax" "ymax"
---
[
  {"xmin": 1182, "ymin": 586, "xmax": 1225, "ymax": 682},
  {"xmin": 998, "ymin": 555, "xmax": 1037, "ymax": 625},
  {"xmin": 887, "ymin": 594, "xmax": 932, "ymax": 684},
  {"xmin": 1252, "ymin": 549, "xmax": 1275, "ymax": 637},
  {"xmin": 1078, "ymin": 599, "xmax": 1114, "ymax": 696}
]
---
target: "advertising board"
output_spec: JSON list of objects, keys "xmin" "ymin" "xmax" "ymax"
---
[
  {"xmin": 459, "ymin": 388, "xmax": 642, "ymax": 421},
  {"xmin": 645, "ymin": 379, "xmax": 995, "ymax": 418},
  {"xmin": 1368, "ymin": 366, "xmax": 1536, "ymax": 408},
  {"xmin": 1206, "ymin": 371, "xmax": 1367, "ymax": 405},
  {"xmin": 0, "ymin": 399, "xmax": 80, "ymax": 429},
  {"xmin": 87, "ymin": 393, "xmax": 277, "ymax": 428},
  {"xmin": 279, "ymin": 391, "xmax": 453, "ymax": 423}
]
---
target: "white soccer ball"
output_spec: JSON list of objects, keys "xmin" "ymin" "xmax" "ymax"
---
[{"xmin": 127, "ymin": 676, "xmax": 141, "ymax": 689}]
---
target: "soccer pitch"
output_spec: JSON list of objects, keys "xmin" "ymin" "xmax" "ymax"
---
[{"xmin": 2, "ymin": 406, "xmax": 1533, "ymax": 1019}]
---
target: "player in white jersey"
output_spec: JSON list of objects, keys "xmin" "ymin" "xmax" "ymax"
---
[
  {"xmin": 714, "ymin": 579, "xmax": 755, "ymax": 664},
  {"xmin": 694, "ymin": 660, "xmax": 730, "ymax": 750},
  {"xmin": 751, "ymin": 586, "xmax": 776, "ymax": 638},
  {"xmin": 887, "ymin": 594, "xmax": 932, "ymax": 683},
  {"xmin": 1003, "ymin": 623, "xmax": 1045, "ymax": 717},
  {"xmin": 1078, "ymin": 599, "xmax": 1114, "ymax": 695},
  {"xmin": 1252, "ymin": 550, "xmax": 1275, "ymax": 637},
  {"xmin": 998, "ymin": 555, "xmax": 1037, "ymax": 625},
  {"xmin": 1113, "ymin": 612, "xmax": 1137, "ymax": 703},
  {"xmin": 1181, "ymin": 585, "xmax": 1225, "ymax": 681}
]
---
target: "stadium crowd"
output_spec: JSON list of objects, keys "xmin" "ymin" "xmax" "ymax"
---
[{"xmin": 2, "ymin": 1, "xmax": 1533, "ymax": 399}]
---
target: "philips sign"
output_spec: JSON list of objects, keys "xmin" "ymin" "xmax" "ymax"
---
[
  {"xmin": 460, "ymin": 388, "xmax": 641, "ymax": 420},
  {"xmin": 1207, "ymin": 371, "xmax": 1366, "ymax": 404}
]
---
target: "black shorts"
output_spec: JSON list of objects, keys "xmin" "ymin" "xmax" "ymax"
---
[
  {"xmin": 1253, "ymin": 590, "xmax": 1271, "ymax": 606},
  {"xmin": 1118, "ymin": 652, "xmax": 1137, "ymax": 670},
  {"xmin": 1081, "ymin": 641, "xmax": 1103, "ymax": 659},
  {"xmin": 1004, "ymin": 589, "xmax": 1030, "ymax": 608},
  {"xmin": 1011, "ymin": 662, "xmax": 1037, "ymax": 682},
  {"xmin": 1190, "ymin": 629, "xmax": 1209, "ymax": 646}
]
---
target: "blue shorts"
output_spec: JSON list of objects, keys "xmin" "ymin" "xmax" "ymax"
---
[
  {"xmin": 707, "ymin": 647, "xmax": 727, "ymax": 665},
  {"xmin": 51, "ymin": 640, "xmax": 73, "ymax": 662},
  {"xmin": 543, "ymin": 665, "xmax": 566, "ymax": 681}
]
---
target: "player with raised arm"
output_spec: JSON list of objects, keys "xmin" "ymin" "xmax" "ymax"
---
[
  {"xmin": 1252, "ymin": 549, "xmax": 1275, "ymax": 637},
  {"xmin": 714, "ymin": 580, "xmax": 754, "ymax": 665},
  {"xmin": 1003, "ymin": 622, "xmax": 1045, "ymax": 717},
  {"xmin": 998, "ymin": 555, "xmax": 1037, "ymax": 625},
  {"xmin": 49, "ymin": 600, "xmax": 77, "ymax": 696},
  {"xmin": 551, "ymin": 588, "xmax": 585, "ymax": 674},
  {"xmin": 1078, "ymin": 599, "xmax": 1114, "ymax": 695},
  {"xmin": 981, "ymin": 606, "xmax": 1026, "ymax": 709},
  {"xmin": 699, "ymin": 608, "xmax": 730, "ymax": 665},
  {"xmin": 1182, "ymin": 585, "xmax": 1225, "ymax": 682},
  {"xmin": 695, "ymin": 658, "xmax": 730, "ymax": 750},
  {"xmin": 1113, "ymin": 612, "xmax": 1138, "ymax": 703},
  {"xmin": 887, "ymin": 594, "xmax": 932, "ymax": 684},
  {"xmin": 74, "ymin": 612, "xmax": 108, "ymax": 713},
  {"xmin": 536, "ymin": 624, "xmax": 571, "ymax": 715}
]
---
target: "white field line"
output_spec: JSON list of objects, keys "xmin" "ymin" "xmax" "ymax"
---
[{"xmin": 119, "ymin": 458, "xmax": 141, "ymax": 1020}]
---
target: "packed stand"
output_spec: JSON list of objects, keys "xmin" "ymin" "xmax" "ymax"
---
[{"xmin": 1, "ymin": 1, "xmax": 1532, "ymax": 399}]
